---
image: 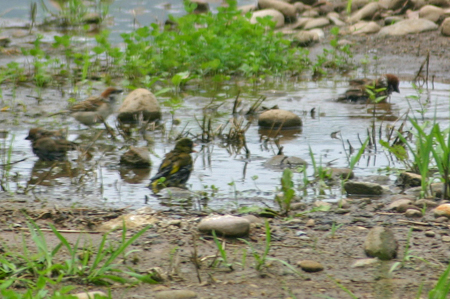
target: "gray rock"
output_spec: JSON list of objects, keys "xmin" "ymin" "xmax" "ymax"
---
[
  {"xmin": 120, "ymin": 146, "xmax": 151, "ymax": 168},
  {"xmin": 348, "ymin": 2, "xmax": 381, "ymax": 24},
  {"xmin": 385, "ymin": 0, "xmax": 409, "ymax": 10},
  {"xmin": 327, "ymin": 12, "xmax": 346, "ymax": 26},
  {"xmin": 364, "ymin": 226, "xmax": 398, "ymax": 260},
  {"xmin": 396, "ymin": 172, "xmax": 422, "ymax": 188},
  {"xmin": 414, "ymin": 198, "xmax": 439, "ymax": 208},
  {"xmin": 303, "ymin": 17, "xmax": 330, "ymax": 29},
  {"xmin": 388, "ymin": 199, "xmax": 412, "ymax": 212},
  {"xmin": 118, "ymin": 88, "xmax": 161, "ymax": 123},
  {"xmin": 287, "ymin": 17, "xmax": 310, "ymax": 29},
  {"xmin": 405, "ymin": 209, "xmax": 422, "ymax": 218},
  {"xmin": 378, "ymin": 18, "xmax": 438, "ymax": 36},
  {"xmin": 297, "ymin": 260, "xmax": 324, "ymax": 272},
  {"xmin": 294, "ymin": 2, "xmax": 306, "ymax": 13},
  {"xmin": 259, "ymin": 0, "xmax": 298, "ymax": 18},
  {"xmin": 258, "ymin": 109, "xmax": 302, "ymax": 129},
  {"xmin": 264, "ymin": 154, "xmax": 308, "ymax": 169},
  {"xmin": 348, "ymin": 21, "xmax": 381, "ymax": 34},
  {"xmin": 435, "ymin": 216, "xmax": 449, "ymax": 222},
  {"xmin": 344, "ymin": 181, "xmax": 383, "ymax": 195},
  {"xmin": 198, "ymin": 215, "xmax": 250, "ymax": 237},
  {"xmin": 419, "ymin": 5, "xmax": 445, "ymax": 22},
  {"xmin": 250, "ymin": 9, "xmax": 285, "ymax": 28},
  {"xmin": 441, "ymin": 17, "xmax": 450, "ymax": 35},
  {"xmin": 155, "ymin": 290, "xmax": 198, "ymax": 299}
]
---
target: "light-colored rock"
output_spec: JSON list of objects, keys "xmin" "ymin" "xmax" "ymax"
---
[
  {"xmin": 388, "ymin": 199, "xmax": 412, "ymax": 212},
  {"xmin": 385, "ymin": 0, "xmax": 409, "ymax": 10},
  {"xmin": 351, "ymin": 258, "xmax": 379, "ymax": 267},
  {"xmin": 348, "ymin": 2, "xmax": 381, "ymax": 24},
  {"xmin": 301, "ymin": 9, "xmax": 319, "ymax": 17},
  {"xmin": 120, "ymin": 146, "xmax": 151, "ymax": 168},
  {"xmin": 442, "ymin": 235, "xmax": 450, "ymax": 242},
  {"xmin": 155, "ymin": 290, "xmax": 198, "ymax": 299},
  {"xmin": 100, "ymin": 212, "xmax": 158, "ymax": 231},
  {"xmin": 306, "ymin": 219, "xmax": 315, "ymax": 227},
  {"xmin": 293, "ymin": 30, "xmax": 317, "ymax": 46},
  {"xmin": 287, "ymin": 17, "xmax": 310, "ymax": 29},
  {"xmin": 258, "ymin": 109, "xmax": 302, "ymax": 129},
  {"xmin": 314, "ymin": 200, "xmax": 332, "ymax": 208},
  {"xmin": 304, "ymin": 17, "xmax": 330, "ymax": 29},
  {"xmin": 348, "ymin": 21, "xmax": 381, "ymax": 34},
  {"xmin": 198, "ymin": 215, "xmax": 250, "ymax": 237},
  {"xmin": 441, "ymin": 17, "xmax": 450, "ymax": 35},
  {"xmin": 405, "ymin": 208, "xmax": 422, "ymax": 217},
  {"xmin": 72, "ymin": 291, "xmax": 108, "ymax": 299},
  {"xmin": 425, "ymin": 230, "xmax": 436, "ymax": 237},
  {"xmin": 378, "ymin": 18, "xmax": 438, "ymax": 36},
  {"xmin": 364, "ymin": 226, "xmax": 398, "ymax": 260},
  {"xmin": 419, "ymin": 5, "xmax": 445, "ymax": 22},
  {"xmin": 264, "ymin": 154, "xmax": 307, "ymax": 169},
  {"xmin": 434, "ymin": 203, "xmax": 450, "ymax": 218},
  {"xmin": 258, "ymin": 0, "xmax": 297, "ymax": 18},
  {"xmin": 118, "ymin": 88, "xmax": 161, "ymax": 123},
  {"xmin": 414, "ymin": 198, "xmax": 439, "ymax": 208},
  {"xmin": 293, "ymin": 2, "xmax": 306, "ymax": 13},
  {"xmin": 309, "ymin": 28, "xmax": 325, "ymax": 41},
  {"xmin": 250, "ymin": 9, "xmax": 285, "ymax": 28},
  {"xmin": 344, "ymin": 181, "xmax": 383, "ymax": 195},
  {"xmin": 327, "ymin": 12, "xmax": 346, "ymax": 26},
  {"xmin": 297, "ymin": 260, "xmax": 324, "ymax": 272}
]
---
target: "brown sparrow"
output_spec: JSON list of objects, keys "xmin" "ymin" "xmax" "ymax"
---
[
  {"xmin": 51, "ymin": 87, "xmax": 123, "ymax": 126},
  {"xmin": 25, "ymin": 127, "xmax": 78, "ymax": 161},
  {"xmin": 337, "ymin": 74, "xmax": 400, "ymax": 103}
]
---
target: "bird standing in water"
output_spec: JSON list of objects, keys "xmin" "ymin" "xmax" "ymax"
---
[
  {"xmin": 337, "ymin": 74, "xmax": 400, "ymax": 103},
  {"xmin": 25, "ymin": 127, "xmax": 78, "ymax": 161},
  {"xmin": 150, "ymin": 138, "xmax": 195, "ymax": 193}
]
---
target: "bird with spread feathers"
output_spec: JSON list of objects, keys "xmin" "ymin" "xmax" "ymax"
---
[
  {"xmin": 149, "ymin": 138, "xmax": 195, "ymax": 193},
  {"xmin": 337, "ymin": 74, "xmax": 400, "ymax": 103},
  {"xmin": 50, "ymin": 87, "xmax": 123, "ymax": 126},
  {"xmin": 25, "ymin": 127, "xmax": 78, "ymax": 161}
]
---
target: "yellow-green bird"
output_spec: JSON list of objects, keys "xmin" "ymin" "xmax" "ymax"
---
[{"xmin": 150, "ymin": 138, "xmax": 196, "ymax": 193}]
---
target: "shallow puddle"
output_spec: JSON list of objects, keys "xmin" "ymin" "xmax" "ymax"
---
[{"xmin": 2, "ymin": 77, "xmax": 449, "ymax": 211}]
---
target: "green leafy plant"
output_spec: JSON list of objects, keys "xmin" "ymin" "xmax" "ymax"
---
[
  {"xmin": 275, "ymin": 168, "xmax": 296, "ymax": 216},
  {"xmin": 211, "ymin": 230, "xmax": 233, "ymax": 271}
]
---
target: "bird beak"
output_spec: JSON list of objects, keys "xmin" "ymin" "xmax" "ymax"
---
[
  {"xmin": 25, "ymin": 135, "xmax": 31, "ymax": 140},
  {"xmin": 394, "ymin": 87, "xmax": 400, "ymax": 93}
]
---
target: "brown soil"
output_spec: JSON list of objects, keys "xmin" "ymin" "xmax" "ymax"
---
[{"xmin": 2, "ymin": 28, "xmax": 450, "ymax": 299}]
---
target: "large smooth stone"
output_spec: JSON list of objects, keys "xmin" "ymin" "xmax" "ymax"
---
[
  {"xmin": 348, "ymin": 21, "xmax": 381, "ymax": 34},
  {"xmin": 348, "ymin": 2, "xmax": 381, "ymax": 24},
  {"xmin": 364, "ymin": 227, "xmax": 398, "ymax": 260},
  {"xmin": 198, "ymin": 215, "xmax": 250, "ymax": 237},
  {"xmin": 419, "ymin": 5, "xmax": 445, "ymax": 22},
  {"xmin": 344, "ymin": 181, "xmax": 383, "ymax": 195},
  {"xmin": 250, "ymin": 9, "xmax": 285, "ymax": 28},
  {"xmin": 258, "ymin": 109, "xmax": 302, "ymax": 129},
  {"xmin": 120, "ymin": 146, "xmax": 151, "ymax": 168},
  {"xmin": 258, "ymin": 0, "xmax": 297, "ymax": 18},
  {"xmin": 378, "ymin": 18, "xmax": 438, "ymax": 36},
  {"xmin": 118, "ymin": 88, "xmax": 161, "ymax": 123}
]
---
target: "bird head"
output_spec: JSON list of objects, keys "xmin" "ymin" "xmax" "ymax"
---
[
  {"xmin": 174, "ymin": 138, "xmax": 196, "ymax": 153},
  {"xmin": 385, "ymin": 74, "xmax": 400, "ymax": 93},
  {"xmin": 101, "ymin": 87, "xmax": 123, "ymax": 102},
  {"xmin": 25, "ymin": 128, "xmax": 44, "ymax": 141}
]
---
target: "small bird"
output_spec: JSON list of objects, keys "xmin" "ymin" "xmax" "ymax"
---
[
  {"xmin": 149, "ymin": 138, "xmax": 196, "ymax": 193},
  {"xmin": 337, "ymin": 74, "xmax": 400, "ymax": 103},
  {"xmin": 25, "ymin": 127, "xmax": 78, "ymax": 161},
  {"xmin": 51, "ymin": 87, "xmax": 123, "ymax": 126}
]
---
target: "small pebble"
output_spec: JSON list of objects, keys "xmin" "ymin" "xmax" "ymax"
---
[
  {"xmin": 442, "ymin": 236, "xmax": 450, "ymax": 242},
  {"xmin": 425, "ymin": 230, "xmax": 435, "ymax": 237},
  {"xmin": 297, "ymin": 260, "xmax": 324, "ymax": 272},
  {"xmin": 306, "ymin": 219, "xmax": 315, "ymax": 227}
]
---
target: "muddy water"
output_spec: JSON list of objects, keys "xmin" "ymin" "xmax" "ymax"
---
[{"xmin": 2, "ymin": 78, "xmax": 449, "ymax": 211}]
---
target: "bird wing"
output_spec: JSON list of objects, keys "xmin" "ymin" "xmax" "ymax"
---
[
  {"xmin": 150, "ymin": 152, "xmax": 192, "ymax": 182},
  {"xmin": 70, "ymin": 97, "xmax": 106, "ymax": 112}
]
